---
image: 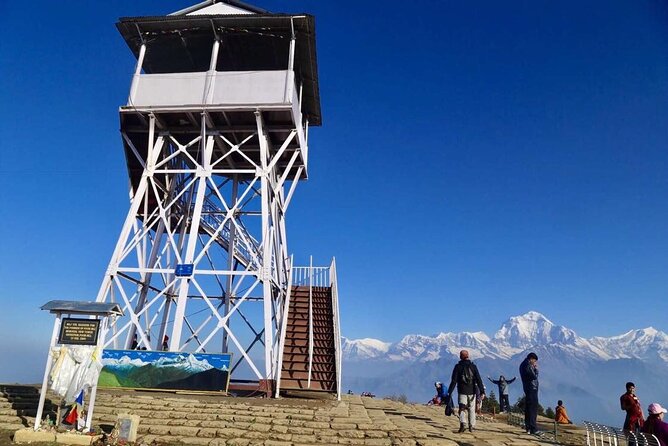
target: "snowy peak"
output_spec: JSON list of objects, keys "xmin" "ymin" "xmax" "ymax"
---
[
  {"xmin": 493, "ymin": 311, "xmax": 577, "ymax": 348},
  {"xmin": 343, "ymin": 311, "xmax": 668, "ymax": 363},
  {"xmin": 590, "ymin": 328, "xmax": 668, "ymax": 362},
  {"xmin": 386, "ymin": 331, "xmax": 504, "ymax": 362},
  {"xmin": 341, "ymin": 337, "xmax": 390, "ymax": 360}
]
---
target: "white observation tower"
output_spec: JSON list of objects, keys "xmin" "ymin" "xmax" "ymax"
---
[{"xmin": 95, "ymin": 0, "xmax": 341, "ymax": 397}]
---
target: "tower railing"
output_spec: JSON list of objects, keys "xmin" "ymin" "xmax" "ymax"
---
[
  {"xmin": 307, "ymin": 256, "xmax": 313, "ymax": 389},
  {"xmin": 329, "ymin": 257, "xmax": 342, "ymax": 400},
  {"xmin": 128, "ymin": 69, "xmax": 308, "ymax": 161},
  {"xmin": 292, "ymin": 265, "xmax": 330, "ymax": 286}
]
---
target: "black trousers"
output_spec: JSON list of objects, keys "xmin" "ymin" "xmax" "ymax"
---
[
  {"xmin": 500, "ymin": 394, "xmax": 510, "ymax": 412},
  {"xmin": 524, "ymin": 390, "xmax": 539, "ymax": 433}
]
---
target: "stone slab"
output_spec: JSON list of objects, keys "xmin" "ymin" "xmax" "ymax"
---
[
  {"xmin": 56, "ymin": 432, "xmax": 102, "ymax": 445},
  {"xmin": 13, "ymin": 428, "xmax": 56, "ymax": 444}
]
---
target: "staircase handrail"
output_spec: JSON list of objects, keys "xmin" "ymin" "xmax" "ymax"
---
[
  {"xmin": 307, "ymin": 256, "xmax": 314, "ymax": 389},
  {"xmin": 329, "ymin": 257, "xmax": 342, "ymax": 400},
  {"xmin": 291, "ymin": 266, "xmax": 329, "ymax": 286},
  {"xmin": 274, "ymin": 255, "xmax": 294, "ymax": 397}
]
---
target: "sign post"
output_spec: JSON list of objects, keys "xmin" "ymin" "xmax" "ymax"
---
[{"xmin": 34, "ymin": 301, "xmax": 123, "ymax": 432}]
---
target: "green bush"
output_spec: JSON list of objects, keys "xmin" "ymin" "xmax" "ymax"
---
[
  {"xmin": 512, "ymin": 396, "xmax": 546, "ymax": 416},
  {"xmin": 481, "ymin": 390, "xmax": 501, "ymax": 413},
  {"xmin": 385, "ymin": 394, "xmax": 408, "ymax": 403}
]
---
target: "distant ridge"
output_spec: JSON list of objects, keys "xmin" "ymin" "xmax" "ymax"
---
[{"xmin": 342, "ymin": 311, "xmax": 666, "ymax": 363}]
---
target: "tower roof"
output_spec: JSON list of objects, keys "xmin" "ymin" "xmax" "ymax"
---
[
  {"xmin": 117, "ymin": 13, "xmax": 322, "ymax": 126},
  {"xmin": 170, "ymin": 0, "xmax": 268, "ymax": 16}
]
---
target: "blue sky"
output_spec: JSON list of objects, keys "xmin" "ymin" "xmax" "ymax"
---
[{"xmin": 1, "ymin": 0, "xmax": 668, "ymax": 382}]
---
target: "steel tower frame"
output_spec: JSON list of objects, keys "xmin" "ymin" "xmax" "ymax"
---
[{"xmin": 95, "ymin": 10, "xmax": 318, "ymax": 388}]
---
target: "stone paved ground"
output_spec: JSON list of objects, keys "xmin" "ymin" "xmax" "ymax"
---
[
  {"xmin": 91, "ymin": 392, "xmax": 584, "ymax": 446},
  {"xmin": 1, "ymin": 386, "xmax": 586, "ymax": 446}
]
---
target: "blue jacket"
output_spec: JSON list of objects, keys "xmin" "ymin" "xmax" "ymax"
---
[{"xmin": 519, "ymin": 357, "xmax": 539, "ymax": 393}]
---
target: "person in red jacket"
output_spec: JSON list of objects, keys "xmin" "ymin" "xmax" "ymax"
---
[{"xmin": 621, "ymin": 382, "xmax": 644, "ymax": 432}]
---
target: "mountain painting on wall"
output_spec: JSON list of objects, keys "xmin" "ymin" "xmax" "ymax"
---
[{"xmin": 99, "ymin": 350, "xmax": 231, "ymax": 392}]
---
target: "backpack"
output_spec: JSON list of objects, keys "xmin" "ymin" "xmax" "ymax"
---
[
  {"xmin": 460, "ymin": 363, "xmax": 474, "ymax": 385},
  {"xmin": 444, "ymin": 395, "xmax": 454, "ymax": 416}
]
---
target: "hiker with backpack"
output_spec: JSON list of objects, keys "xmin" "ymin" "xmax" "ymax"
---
[{"xmin": 447, "ymin": 349, "xmax": 486, "ymax": 433}]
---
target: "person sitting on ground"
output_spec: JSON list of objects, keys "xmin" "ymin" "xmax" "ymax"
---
[
  {"xmin": 643, "ymin": 403, "xmax": 668, "ymax": 446},
  {"xmin": 488, "ymin": 375, "xmax": 516, "ymax": 412},
  {"xmin": 427, "ymin": 382, "xmax": 448, "ymax": 405},
  {"xmin": 555, "ymin": 400, "xmax": 573, "ymax": 424}
]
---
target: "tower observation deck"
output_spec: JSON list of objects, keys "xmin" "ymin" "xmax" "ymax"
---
[{"xmin": 95, "ymin": 0, "xmax": 341, "ymax": 397}]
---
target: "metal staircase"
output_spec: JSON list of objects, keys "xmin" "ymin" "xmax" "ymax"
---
[{"xmin": 276, "ymin": 259, "xmax": 342, "ymax": 398}]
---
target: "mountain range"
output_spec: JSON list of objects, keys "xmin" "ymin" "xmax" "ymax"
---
[{"xmin": 341, "ymin": 311, "xmax": 668, "ymax": 426}]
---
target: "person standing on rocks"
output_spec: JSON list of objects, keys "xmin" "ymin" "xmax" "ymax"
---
[
  {"xmin": 447, "ymin": 349, "xmax": 485, "ymax": 433},
  {"xmin": 488, "ymin": 375, "xmax": 516, "ymax": 412},
  {"xmin": 519, "ymin": 352, "xmax": 540, "ymax": 435},
  {"xmin": 621, "ymin": 381, "xmax": 644, "ymax": 432}
]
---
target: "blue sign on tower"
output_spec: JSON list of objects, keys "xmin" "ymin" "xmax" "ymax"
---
[{"xmin": 175, "ymin": 264, "xmax": 194, "ymax": 277}]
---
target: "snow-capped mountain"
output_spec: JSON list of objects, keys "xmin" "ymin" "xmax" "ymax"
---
[
  {"xmin": 341, "ymin": 338, "xmax": 390, "ymax": 360},
  {"xmin": 344, "ymin": 311, "xmax": 648, "ymax": 363},
  {"xmin": 590, "ymin": 328, "xmax": 668, "ymax": 362},
  {"xmin": 386, "ymin": 331, "xmax": 505, "ymax": 361}
]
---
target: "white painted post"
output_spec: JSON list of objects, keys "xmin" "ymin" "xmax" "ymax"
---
[
  {"xmin": 284, "ymin": 18, "xmax": 296, "ymax": 102},
  {"xmin": 128, "ymin": 43, "xmax": 146, "ymax": 105},
  {"xmin": 274, "ymin": 255, "xmax": 294, "ymax": 397},
  {"xmin": 85, "ymin": 316, "xmax": 110, "ymax": 431},
  {"xmin": 256, "ymin": 111, "xmax": 275, "ymax": 384},
  {"xmin": 170, "ymin": 121, "xmax": 214, "ymax": 350},
  {"xmin": 203, "ymin": 39, "xmax": 220, "ymax": 104},
  {"xmin": 223, "ymin": 176, "xmax": 239, "ymax": 353},
  {"xmin": 34, "ymin": 314, "xmax": 62, "ymax": 430},
  {"xmin": 330, "ymin": 257, "xmax": 342, "ymax": 400}
]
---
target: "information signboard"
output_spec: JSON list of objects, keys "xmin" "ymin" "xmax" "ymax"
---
[{"xmin": 58, "ymin": 318, "xmax": 100, "ymax": 345}]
